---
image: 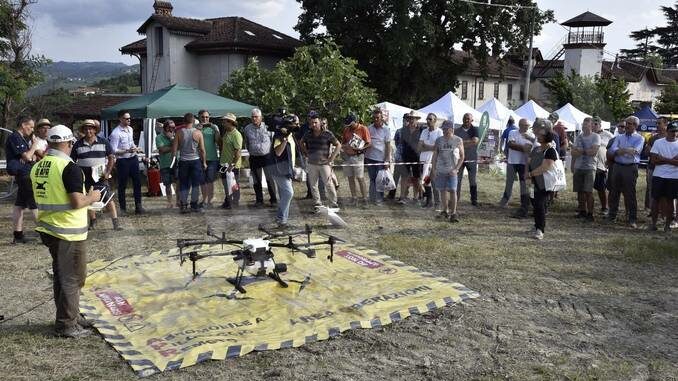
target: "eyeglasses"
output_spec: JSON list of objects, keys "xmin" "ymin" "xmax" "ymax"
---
[
  {"xmin": 200, "ymin": 115, "xmax": 210, "ymax": 119},
  {"xmin": 123, "ymin": 117, "xmax": 131, "ymax": 121},
  {"xmin": 426, "ymin": 118, "xmax": 434, "ymax": 121}
]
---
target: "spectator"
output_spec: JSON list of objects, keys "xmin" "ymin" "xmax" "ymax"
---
[
  {"xmin": 109, "ymin": 110, "xmax": 144, "ymax": 214},
  {"xmin": 593, "ymin": 116, "xmax": 614, "ymax": 214},
  {"xmin": 296, "ymin": 111, "xmax": 315, "ymax": 200},
  {"xmin": 218, "ymin": 113, "xmax": 243, "ymax": 209},
  {"xmin": 173, "ymin": 113, "xmax": 207, "ymax": 213},
  {"xmin": 499, "ymin": 116, "xmax": 517, "ymax": 157},
  {"xmin": 607, "ymin": 116, "xmax": 644, "ymax": 228},
  {"xmin": 271, "ymin": 119, "xmax": 296, "ymax": 228},
  {"xmin": 156, "ymin": 119, "xmax": 178, "ymax": 208},
  {"xmin": 454, "ymin": 113, "xmax": 480, "ymax": 206},
  {"xmin": 388, "ymin": 116, "xmax": 406, "ymax": 201},
  {"xmin": 571, "ymin": 117, "xmax": 601, "ymax": 221},
  {"xmin": 341, "ymin": 114, "xmax": 370, "ymax": 205},
  {"xmin": 398, "ymin": 111, "xmax": 422, "ymax": 204},
  {"xmin": 526, "ymin": 119, "xmax": 558, "ymax": 240},
  {"xmin": 301, "ymin": 113, "xmax": 341, "ymax": 208},
  {"xmin": 553, "ymin": 120, "xmax": 569, "ymax": 162},
  {"xmin": 431, "ymin": 120, "xmax": 464, "ymax": 222},
  {"xmin": 197, "ymin": 110, "xmax": 221, "ymax": 208},
  {"xmin": 365, "ymin": 109, "xmax": 391, "ymax": 205},
  {"xmin": 5, "ymin": 116, "xmax": 38, "ymax": 244},
  {"xmin": 71, "ymin": 119, "xmax": 122, "ymax": 231},
  {"xmin": 33, "ymin": 118, "xmax": 50, "ymax": 160},
  {"xmin": 502, "ymin": 118, "xmax": 534, "ymax": 218},
  {"xmin": 418, "ymin": 113, "xmax": 443, "ymax": 208},
  {"xmin": 648, "ymin": 120, "xmax": 678, "ymax": 231},
  {"xmin": 644, "ymin": 117, "xmax": 668, "ymax": 211},
  {"xmin": 243, "ymin": 108, "xmax": 277, "ymax": 207}
]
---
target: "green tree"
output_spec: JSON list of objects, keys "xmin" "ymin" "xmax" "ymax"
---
[
  {"xmin": 17, "ymin": 88, "xmax": 78, "ymax": 123},
  {"xmin": 219, "ymin": 40, "xmax": 377, "ymax": 132},
  {"xmin": 655, "ymin": 83, "xmax": 678, "ymax": 114},
  {"xmin": 295, "ymin": 0, "xmax": 553, "ymax": 107},
  {"xmin": 621, "ymin": 3, "xmax": 678, "ymax": 67},
  {"xmin": 544, "ymin": 71, "xmax": 632, "ymax": 121},
  {"xmin": 0, "ymin": 0, "xmax": 48, "ymax": 128}
]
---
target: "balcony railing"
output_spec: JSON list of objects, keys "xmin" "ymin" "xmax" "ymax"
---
[{"xmin": 567, "ymin": 31, "xmax": 604, "ymax": 45}]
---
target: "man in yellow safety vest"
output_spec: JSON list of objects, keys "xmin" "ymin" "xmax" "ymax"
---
[{"xmin": 30, "ymin": 124, "xmax": 102, "ymax": 338}]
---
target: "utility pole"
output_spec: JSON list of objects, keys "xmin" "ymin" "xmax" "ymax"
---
[{"xmin": 523, "ymin": 5, "xmax": 536, "ymax": 104}]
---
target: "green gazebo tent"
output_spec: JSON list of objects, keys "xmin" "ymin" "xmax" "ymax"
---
[{"xmin": 100, "ymin": 84, "xmax": 256, "ymax": 157}]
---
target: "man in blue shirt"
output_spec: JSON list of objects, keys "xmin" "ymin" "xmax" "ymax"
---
[
  {"xmin": 5, "ymin": 116, "xmax": 40, "ymax": 243},
  {"xmin": 606, "ymin": 115, "xmax": 645, "ymax": 228},
  {"xmin": 499, "ymin": 116, "xmax": 517, "ymax": 157}
]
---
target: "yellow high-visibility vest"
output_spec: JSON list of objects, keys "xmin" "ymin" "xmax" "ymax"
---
[{"xmin": 30, "ymin": 151, "xmax": 88, "ymax": 241}]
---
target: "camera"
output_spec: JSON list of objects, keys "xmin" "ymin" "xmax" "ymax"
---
[{"xmin": 265, "ymin": 108, "xmax": 298, "ymax": 137}]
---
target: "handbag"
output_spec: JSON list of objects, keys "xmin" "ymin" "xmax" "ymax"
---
[{"xmin": 543, "ymin": 149, "xmax": 567, "ymax": 192}]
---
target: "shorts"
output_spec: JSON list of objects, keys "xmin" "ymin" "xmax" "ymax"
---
[
  {"xmin": 403, "ymin": 162, "xmax": 421, "ymax": 179},
  {"xmin": 651, "ymin": 176, "xmax": 678, "ymax": 200},
  {"xmin": 343, "ymin": 154, "xmax": 364, "ymax": 178},
  {"xmin": 14, "ymin": 175, "xmax": 37, "ymax": 209},
  {"xmin": 80, "ymin": 167, "xmax": 109, "ymax": 190},
  {"xmin": 160, "ymin": 167, "xmax": 177, "ymax": 186},
  {"xmin": 203, "ymin": 161, "xmax": 219, "ymax": 183},
  {"xmin": 573, "ymin": 169, "xmax": 595, "ymax": 193},
  {"xmin": 434, "ymin": 174, "xmax": 458, "ymax": 191},
  {"xmin": 593, "ymin": 170, "xmax": 607, "ymax": 192}
]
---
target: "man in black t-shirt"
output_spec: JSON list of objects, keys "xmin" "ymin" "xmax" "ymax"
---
[
  {"xmin": 5, "ymin": 116, "xmax": 39, "ymax": 244},
  {"xmin": 301, "ymin": 114, "xmax": 341, "ymax": 208},
  {"xmin": 454, "ymin": 113, "xmax": 480, "ymax": 206}
]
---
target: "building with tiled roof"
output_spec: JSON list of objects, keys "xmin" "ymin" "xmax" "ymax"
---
[{"xmin": 120, "ymin": 1, "xmax": 301, "ymax": 94}]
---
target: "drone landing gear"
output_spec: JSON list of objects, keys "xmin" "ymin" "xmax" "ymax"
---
[{"xmin": 268, "ymin": 271, "xmax": 288, "ymax": 288}]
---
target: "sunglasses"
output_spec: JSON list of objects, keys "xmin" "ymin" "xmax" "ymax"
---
[{"xmin": 123, "ymin": 117, "xmax": 131, "ymax": 120}]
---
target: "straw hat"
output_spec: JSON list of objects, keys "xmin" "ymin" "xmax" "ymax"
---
[
  {"xmin": 79, "ymin": 119, "xmax": 100, "ymax": 132},
  {"xmin": 36, "ymin": 118, "xmax": 51, "ymax": 128}
]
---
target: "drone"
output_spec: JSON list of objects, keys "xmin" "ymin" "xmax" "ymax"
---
[{"xmin": 171, "ymin": 224, "xmax": 343, "ymax": 294}]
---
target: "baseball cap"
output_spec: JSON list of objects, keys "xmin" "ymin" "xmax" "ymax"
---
[
  {"xmin": 667, "ymin": 120, "xmax": 678, "ymax": 132},
  {"xmin": 308, "ymin": 110, "xmax": 319, "ymax": 118},
  {"xmin": 47, "ymin": 125, "xmax": 76, "ymax": 143},
  {"xmin": 441, "ymin": 120, "xmax": 455, "ymax": 130}
]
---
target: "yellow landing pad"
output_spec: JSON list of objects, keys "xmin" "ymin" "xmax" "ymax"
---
[{"xmin": 80, "ymin": 234, "xmax": 479, "ymax": 377}]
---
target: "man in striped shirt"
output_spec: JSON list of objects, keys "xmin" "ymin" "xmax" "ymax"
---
[{"xmin": 71, "ymin": 119, "xmax": 122, "ymax": 231}]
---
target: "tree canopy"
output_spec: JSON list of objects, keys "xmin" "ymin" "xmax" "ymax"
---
[
  {"xmin": 544, "ymin": 71, "xmax": 632, "ymax": 122},
  {"xmin": 295, "ymin": 0, "xmax": 553, "ymax": 107},
  {"xmin": 219, "ymin": 40, "xmax": 377, "ymax": 132},
  {"xmin": 655, "ymin": 83, "xmax": 678, "ymax": 115},
  {"xmin": 620, "ymin": 3, "xmax": 678, "ymax": 67},
  {"xmin": 0, "ymin": 0, "xmax": 47, "ymax": 128}
]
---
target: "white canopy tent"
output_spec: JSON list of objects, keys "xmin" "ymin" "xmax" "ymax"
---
[
  {"xmin": 477, "ymin": 98, "xmax": 521, "ymax": 131},
  {"xmin": 554, "ymin": 103, "xmax": 591, "ymax": 132},
  {"xmin": 418, "ymin": 92, "xmax": 501, "ymax": 130},
  {"xmin": 514, "ymin": 100, "xmax": 550, "ymax": 125},
  {"xmin": 374, "ymin": 101, "xmax": 427, "ymax": 138}
]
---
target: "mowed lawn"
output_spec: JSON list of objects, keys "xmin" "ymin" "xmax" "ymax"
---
[{"xmin": 0, "ymin": 168, "xmax": 676, "ymax": 381}]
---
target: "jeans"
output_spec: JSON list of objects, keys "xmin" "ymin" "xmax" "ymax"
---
[
  {"xmin": 501, "ymin": 163, "xmax": 517, "ymax": 202},
  {"xmin": 307, "ymin": 164, "xmax": 337, "ymax": 206},
  {"xmin": 365, "ymin": 158, "xmax": 385, "ymax": 202},
  {"xmin": 533, "ymin": 188, "xmax": 549, "ymax": 233},
  {"xmin": 116, "ymin": 156, "xmax": 142, "ymax": 211},
  {"xmin": 457, "ymin": 161, "xmax": 478, "ymax": 202},
  {"xmin": 179, "ymin": 159, "xmax": 203, "ymax": 207},
  {"xmin": 273, "ymin": 175, "xmax": 293, "ymax": 224},
  {"xmin": 40, "ymin": 232, "xmax": 87, "ymax": 330},
  {"xmin": 250, "ymin": 155, "xmax": 277, "ymax": 203}
]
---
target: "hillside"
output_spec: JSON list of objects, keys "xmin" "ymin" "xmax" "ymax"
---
[{"xmin": 29, "ymin": 61, "xmax": 140, "ymax": 96}]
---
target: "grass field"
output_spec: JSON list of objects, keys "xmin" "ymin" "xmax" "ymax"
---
[{"xmin": 0, "ymin": 168, "xmax": 676, "ymax": 381}]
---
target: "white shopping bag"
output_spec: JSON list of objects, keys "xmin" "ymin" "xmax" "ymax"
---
[{"xmin": 376, "ymin": 169, "xmax": 396, "ymax": 193}]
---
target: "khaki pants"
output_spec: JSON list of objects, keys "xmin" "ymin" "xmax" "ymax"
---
[
  {"xmin": 40, "ymin": 232, "xmax": 87, "ymax": 330},
  {"xmin": 308, "ymin": 164, "xmax": 337, "ymax": 206}
]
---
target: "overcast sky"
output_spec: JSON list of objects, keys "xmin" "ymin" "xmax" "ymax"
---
[{"xmin": 28, "ymin": 0, "xmax": 669, "ymax": 65}]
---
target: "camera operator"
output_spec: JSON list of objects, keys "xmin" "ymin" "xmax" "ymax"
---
[
  {"xmin": 270, "ymin": 117, "xmax": 297, "ymax": 228},
  {"xmin": 243, "ymin": 108, "xmax": 277, "ymax": 207}
]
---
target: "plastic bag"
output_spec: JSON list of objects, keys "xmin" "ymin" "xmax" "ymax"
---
[
  {"xmin": 543, "ymin": 151, "xmax": 566, "ymax": 192},
  {"xmin": 376, "ymin": 169, "xmax": 396, "ymax": 193},
  {"xmin": 226, "ymin": 171, "xmax": 239, "ymax": 196}
]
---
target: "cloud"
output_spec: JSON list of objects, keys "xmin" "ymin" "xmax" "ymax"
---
[{"xmin": 30, "ymin": 0, "xmax": 144, "ymax": 33}]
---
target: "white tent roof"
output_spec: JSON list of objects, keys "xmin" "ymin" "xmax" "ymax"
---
[
  {"xmin": 374, "ymin": 101, "xmax": 426, "ymax": 138},
  {"xmin": 418, "ymin": 91, "xmax": 501, "ymax": 130},
  {"xmin": 477, "ymin": 98, "xmax": 521, "ymax": 130},
  {"xmin": 554, "ymin": 103, "xmax": 591, "ymax": 132},
  {"xmin": 514, "ymin": 100, "xmax": 550, "ymax": 124}
]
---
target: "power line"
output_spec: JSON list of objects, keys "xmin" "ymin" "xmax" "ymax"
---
[{"xmin": 455, "ymin": 0, "xmax": 537, "ymax": 9}]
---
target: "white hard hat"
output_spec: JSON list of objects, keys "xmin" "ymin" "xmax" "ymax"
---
[{"xmin": 47, "ymin": 124, "xmax": 76, "ymax": 143}]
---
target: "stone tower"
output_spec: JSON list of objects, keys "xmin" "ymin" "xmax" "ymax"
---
[{"xmin": 561, "ymin": 11, "xmax": 612, "ymax": 77}]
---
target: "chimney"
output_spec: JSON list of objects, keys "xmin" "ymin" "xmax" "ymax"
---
[{"xmin": 153, "ymin": 1, "xmax": 173, "ymax": 16}]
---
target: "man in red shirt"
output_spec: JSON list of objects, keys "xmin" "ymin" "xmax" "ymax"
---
[{"xmin": 340, "ymin": 114, "xmax": 370, "ymax": 205}]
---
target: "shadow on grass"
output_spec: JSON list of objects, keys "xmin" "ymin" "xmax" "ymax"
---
[{"xmin": 611, "ymin": 236, "xmax": 678, "ymax": 263}]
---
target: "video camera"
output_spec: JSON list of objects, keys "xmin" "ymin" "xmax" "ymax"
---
[{"xmin": 264, "ymin": 108, "xmax": 298, "ymax": 138}]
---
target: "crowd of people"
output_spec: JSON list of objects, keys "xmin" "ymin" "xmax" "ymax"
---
[{"xmin": 3, "ymin": 107, "xmax": 677, "ymax": 337}]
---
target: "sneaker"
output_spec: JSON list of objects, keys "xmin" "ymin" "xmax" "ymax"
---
[
  {"xmin": 585, "ymin": 213, "xmax": 595, "ymax": 222},
  {"xmin": 56, "ymin": 325, "xmax": 91, "ymax": 339},
  {"xmin": 647, "ymin": 223, "xmax": 658, "ymax": 231},
  {"xmin": 600, "ymin": 208, "xmax": 608, "ymax": 214},
  {"xmin": 180, "ymin": 205, "xmax": 190, "ymax": 214},
  {"xmin": 77, "ymin": 316, "xmax": 94, "ymax": 328},
  {"xmin": 471, "ymin": 200, "xmax": 478, "ymax": 207},
  {"xmin": 253, "ymin": 201, "xmax": 265, "ymax": 208},
  {"xmin": 397, "ymin": 198, "xmax": 408, "ymax": 205},
  {"xmin": 88, "ymin": 219, "xmax": 97, "ymax": 231},
  {"xmin": 533, "ymin": 229, "xmax": 544, "ymax": 240},
  {"xmin": 629, "ymin": 222, "xmax": 638, "ymax": 229},
  {"xmin": 511, "ymin": 210, "xmax": 528, "ymax": 219},
  {"xmin": 498, "ymin": 199, "xmax": 508, "ymax": 208},
  {"xmin": 135, "ymin": 207, "xmax": 146, "ymax": 215},
  {"xmin": 671, "ymin": 221, "xmax": 678, "ymax": 229},
  {"xmin": 270, "ymin": 200, "xmax": 278, "ymax": 206},
  {"xmin": 112, "ymin": 218, "xmax": 123, "ymax": 231},
  {"xmin": 575, "ymin": 211, "xmax": 586, "ymax": 219},
  {"xmin": 449, "ymin": 214, "xmax": 459, "ymax": 223},
  {"xmin": 276, "ymin": 221, "xmax": 290, "ymax": 230},
  {"xmin": 191, "ymin": 206, "xmax": 205, "ymax": 213},
  {"xmin": 221, "ymin": 202, "xmax": 231, "ymax": 210},
  {"xmin": 313, "ymin": 201, "xmax": 323, "ymax": 208},
  {"xmin": 436, "ymin": 211, "xmax": 449, "ymax": 219},
  {"xmin": 11, "ymin": 234, "xmax": 32, "ymax": 244},
  {"xmin": 664, "ymin": 224, "xmax": 671, "ymax": 233}
]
